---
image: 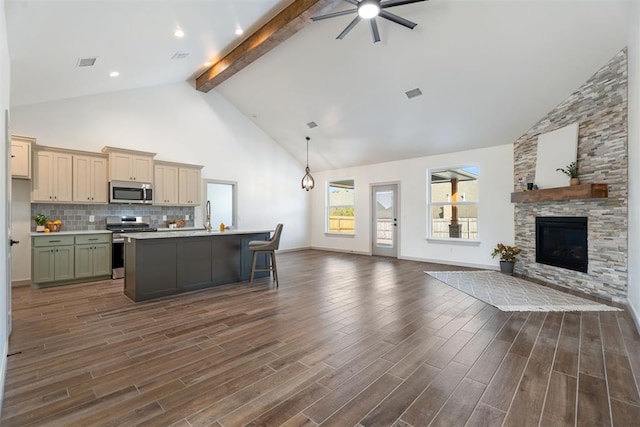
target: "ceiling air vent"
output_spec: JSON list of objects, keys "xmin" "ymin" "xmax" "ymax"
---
[
  {"xmin": 306, "ymin": 121, "xmax": 318, "ymax": 129},
  {"xmin": 405, "ymin": 88, "xmax": 423, "ymax": 99},
  {"xmin": 171, "ymin": 52, "xmax": 190, "ymax": 59},
  {"xmin": 76, "ymin": 57, "xmax": 97, "ymax": 67}
]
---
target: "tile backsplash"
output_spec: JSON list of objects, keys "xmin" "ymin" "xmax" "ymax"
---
[{"xmin": 30, "ymin": 203, "xmax": 196, "ymax": 231}]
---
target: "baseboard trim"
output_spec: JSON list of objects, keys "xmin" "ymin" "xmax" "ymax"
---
[
  {"xmin": 627, "ymin": 299, "xmax": 640, "ymax": 334},
  {"xmin": 0, "ymin": 337, "xmax": 7, "ymax": 418},
  {"xmin": 11, "ymin": 279, "xmax": 30, "ymax": 287},
  {"xmin": 277, "ymin": 246, "xmax": 311, "ymax": 254},
  {"xmin": 398, "ymin": 255, "xmax": 497, "ymax": 271},
  {"xmin": 310, "ymin": 246, "xmax": 371, "ymax": 256}
]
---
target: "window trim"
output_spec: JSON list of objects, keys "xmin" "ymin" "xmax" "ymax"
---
[
  {"xmin": 326, "ymin": 178, "xmax": 356, "ymax": 235},
  {"xmin": 426, "ymin": 165, "xmax": 479, "ymax": 241}
]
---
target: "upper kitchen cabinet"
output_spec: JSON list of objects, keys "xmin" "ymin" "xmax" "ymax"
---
[
  {"xmin": 154, "ymin": 162, "xmax": 179, "ymax": 205},
  {"xmin": 154, "ymin": 161, "xmax": 203, "ymax": 206},
  {"xmin": 11, "ymin": 135, "xmax": 34, "ymax": 179},
  {"xmin": 102, "ymin": 146, "xmax": 156, "ymax": 183},
  {"xmin": 32, "ymin": 148, "xmax": 73, "ymax": 203},
  {"xmin": 178, "ymin": 165, "xmax": 203, "ymax": 206},
  {"xmin": 73, "ymin": 154, "xmax": 108, "ymax": 203}
]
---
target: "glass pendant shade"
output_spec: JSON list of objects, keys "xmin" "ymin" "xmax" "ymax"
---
[
  {"xmin": 302, "ymin": 167, "xmax": 315, "ymax": 191},
  {"xmin": 301, "ymin": 136, "xmax": 315, "ymax": 191}
]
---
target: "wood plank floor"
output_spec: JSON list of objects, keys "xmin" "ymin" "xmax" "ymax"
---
[{"xmin": 3, "ymin": 250, "xmax": 640, "ymax": 426}]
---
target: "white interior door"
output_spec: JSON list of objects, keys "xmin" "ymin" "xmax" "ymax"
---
[
  {"xmin": 5, "ymin": 110, "xmax": 13, "ymax": 335},
  {"xmin": 372, "ymin": 184, "xmax": 398, "ymax": 257}
]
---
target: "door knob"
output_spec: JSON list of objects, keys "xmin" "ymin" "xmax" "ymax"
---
[{"xmin": 9, "ymin": 239, "xmax": 19, "ymax": 246}]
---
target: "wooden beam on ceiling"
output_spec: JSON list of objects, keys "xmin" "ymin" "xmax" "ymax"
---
[{"xmin": 196, "ymin": 0, "xmax": 341, "ymax": 93}]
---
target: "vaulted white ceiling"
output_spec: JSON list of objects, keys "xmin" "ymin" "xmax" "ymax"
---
[{"xmin": 5, "ymin": 0, "xmax": 630, "ymax": 171}]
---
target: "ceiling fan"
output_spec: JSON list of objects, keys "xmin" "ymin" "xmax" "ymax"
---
[{"xmin": 311, "ymin": 0, "xmax": 427, "ymax": 43}]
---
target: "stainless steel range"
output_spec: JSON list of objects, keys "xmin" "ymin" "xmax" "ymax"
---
[{"xmin": 106, "ymin": 216, "xmax": 157, "ymax": 279}]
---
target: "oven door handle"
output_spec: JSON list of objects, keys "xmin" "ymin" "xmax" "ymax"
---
[{"xmin": 112, "ymin": 238, "xmax": 125, "ymax": 244}]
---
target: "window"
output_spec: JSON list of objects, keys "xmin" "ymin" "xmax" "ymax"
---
[
  {"xmin": 204, "ymin": 180, "xmax": 237, "ymax": 228},
  {"xmin": 327, "ymin": 179, "xmax": 355, "ymax": 234},
  {"xmin": 428, "ymin": 166, "xmax": 478, "ymax": 240}
]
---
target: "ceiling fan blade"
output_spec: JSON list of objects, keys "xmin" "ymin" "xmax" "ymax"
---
[
  {"xmin": 378, "ymin": 10, "xmax": 417, "ymax": 29},
  {"xmin": 381, "ymin": 0, "xmax": 427, "ymax": 8},
  {"xmin": 311, "ymin": 8, "xmax": 358, "ymax": 21},
  {"xmin": 342, "ymin": 0, "xmax": 359, "ymax": 5},
  {"xmin": 337, "ymin": 16, "xmax": 362, "ymax": 39},
  {"xmin": 370, "ymin": 19, "xmax": 381, "ymax": 43}
]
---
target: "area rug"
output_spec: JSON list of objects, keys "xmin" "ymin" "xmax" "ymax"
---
[{"xmin": 425, "ymin": 270, "xmax": 622, "ymax": 312}]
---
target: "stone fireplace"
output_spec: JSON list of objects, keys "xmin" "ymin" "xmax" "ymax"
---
[{"xmin": 512, "ymin": 49, "xmax": 627, "ymax": 303}]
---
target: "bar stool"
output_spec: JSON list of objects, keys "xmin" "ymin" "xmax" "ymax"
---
[{"xmin": 249, "ymin": 224, "xmax": 283, "ymax": 287}]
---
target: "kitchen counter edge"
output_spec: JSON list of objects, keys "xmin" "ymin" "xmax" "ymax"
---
[
  {"xmin": 31, "ymin": 230, "xmax": 113, "ymax": 237},
  {"xmin": 124, "ymin": 229, "xmax": 273, "ymax": 240}
]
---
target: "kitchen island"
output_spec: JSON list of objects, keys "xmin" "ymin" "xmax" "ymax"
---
[{"xmin": 123, "ymin": 229, "xmax": 272, "ymax": 302}]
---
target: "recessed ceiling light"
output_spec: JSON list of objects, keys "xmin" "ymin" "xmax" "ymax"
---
[
  {"xmin": 235, "ymin": 27, "xmax": 244, "ymax": 36},
  {"xmin": 109, "ymin": 71, "xmax": 120, "ymax": 77},
  {"xmin": 174, "ymin": 28, "xmax": 185, "ymax": 38}
]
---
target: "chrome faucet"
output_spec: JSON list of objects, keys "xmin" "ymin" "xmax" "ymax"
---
[{"xmin": 204, "ymin": 200, "xmax": 212, "ymax": 232}]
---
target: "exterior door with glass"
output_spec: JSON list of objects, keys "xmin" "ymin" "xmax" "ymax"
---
[{"xmin": 372, "ymin": 184, "xmax": 398, "ymax": 257}]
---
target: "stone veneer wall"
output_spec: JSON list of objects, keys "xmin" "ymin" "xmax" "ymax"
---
[
  {"xmin": 513, "ymin": 49, "xmax": 627, "ymax": 303},
  {"xmin": 30, "ymin": 203, "xmax": 195, "ymax": 231}
]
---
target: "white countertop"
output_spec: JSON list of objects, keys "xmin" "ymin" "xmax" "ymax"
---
[
  {"xmin": 125, "ymin": 229, "xmax": 273, "ymax": 241},
  {"xmin": 155, "ymin": 227, "xmax": 202, "ymax": 232},
  {"xmin": 31, "ymin": 230, "xmax": 112, "ymax": 237}
]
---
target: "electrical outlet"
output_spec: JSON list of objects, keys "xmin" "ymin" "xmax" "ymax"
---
[
  {"xmin": 162, "ymin": 215, "xmax": 167, "ymax": 221},
  {"xmin": 185, "ymin": 214, "xmax": 190, "ymax": 220},
  {"xmin": 89, "ymin": 215, "xmax": 95, "ymax": 223}
]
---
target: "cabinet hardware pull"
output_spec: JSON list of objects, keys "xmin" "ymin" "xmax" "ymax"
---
[
  {"xmin": 88, "ymin": 238, "xmax": 98, "ymax": 241},
  {"xmin": 49, "ymin": 240, "xmax": 61, "ymax": 243}
]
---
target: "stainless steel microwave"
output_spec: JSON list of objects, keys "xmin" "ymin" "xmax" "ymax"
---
[{"xmin": 109, "ymin": 181, "xmax": 153, "ymax": 204}]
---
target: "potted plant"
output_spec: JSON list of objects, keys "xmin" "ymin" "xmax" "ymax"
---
[
  {"xmin": 491, "ymin": 243, "xmax": 521, "ymax": 275},
  {"xmin": 33, "ymin": 213, "xmax": 48, "ymax": 232},
  {"xmin": 556, "ymin": 161, "xmax": 580, "ymax": 186}
]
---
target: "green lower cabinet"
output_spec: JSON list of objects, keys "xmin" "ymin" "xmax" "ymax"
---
[
  {"xmin": 32, "ymin": 233, "xmax": 111, "ymax": 287},
  {"xmin": 32, "ymin": 245, "xmax": 75, "ymax": 283},
  {"xmin": 75, "ymin": 243, "xmax": 111, "ymax": 279}
]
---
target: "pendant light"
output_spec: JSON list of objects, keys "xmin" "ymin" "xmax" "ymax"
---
[{"xmin": 301, "ymin": 136, "xmax": 315, "ymax": 191}]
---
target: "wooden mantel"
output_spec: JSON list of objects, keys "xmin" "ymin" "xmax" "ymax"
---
[{"xmin": 511, "ymin": 183, "xmax": 608, "ymax": 203}]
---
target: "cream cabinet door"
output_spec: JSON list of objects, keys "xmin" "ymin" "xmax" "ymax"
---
[
  {"xmin": 32, "ymin": 151, "xmax": 72, "ymax": 202},
  {"xmin": 11, "ymin": 139, "xmax": 31, "ymax": 179},
  {"xmin": 133, "ymin": 155, "xmax": 154, "ymax": 182},
  {"xmin": 110, "ymin": 152, "xmax": 134, "ymax": 181},
  {"xmin": 155, "ymin": 164, "xmax": 179, "ymax": 205},
  {"xmin": 32, "ymin": 151, "xmax": 55, "ymax": 202},
  {"xmin": 53, "ymin": 153, "xmax": 73, "ymax": 202},
  {"xmin": 73, "ymin": 155, "xmax": 108, "ymax": 203},
  {"xmin": 178, "ymin": 167, "xmax": 201, "ymax": 205},
  {"xmin": 91, "ymin": 157, "xmax": 108, "ymax": 203}
]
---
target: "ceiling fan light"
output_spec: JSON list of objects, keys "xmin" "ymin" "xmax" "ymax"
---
[{"xmin": 358, "ymin": 0, "xmax": 380, "ymax": 19}]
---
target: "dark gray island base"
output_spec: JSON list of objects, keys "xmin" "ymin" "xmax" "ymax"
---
[{"xmin": 124, "ymin": 229, "xmax": 271, "ymax": 302}]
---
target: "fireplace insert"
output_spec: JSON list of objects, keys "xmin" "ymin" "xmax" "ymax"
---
[{"xmin": 535, "ymin": 216, "xmax": 587, "ymax": 273}]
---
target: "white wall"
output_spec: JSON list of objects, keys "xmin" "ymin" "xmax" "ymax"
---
[
  {"xmin": 9, "ymin": 82, "xmax": 311, "ymax": 253},
  {"xmin": 627, "ymin": 2, "xmax": 640, "ymax": 329},
  {"xmin": 310, "ymin": 144, "xmax": 514, "ymax": 269},
  {"xmin": 0, "ymin": 0, "xmax": 10, "ymax": 411}
]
